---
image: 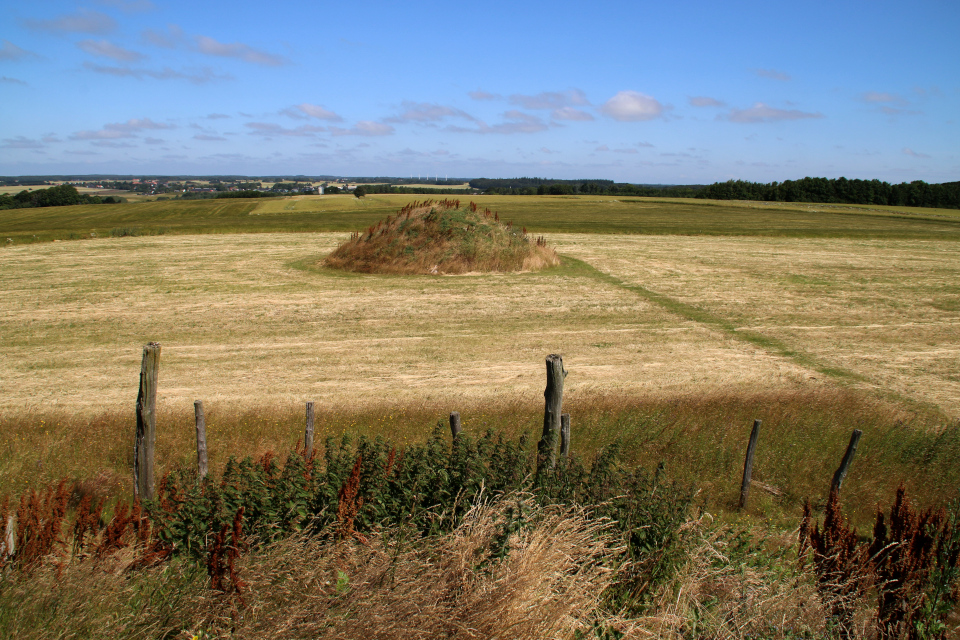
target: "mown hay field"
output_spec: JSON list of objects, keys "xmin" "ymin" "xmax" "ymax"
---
[{"xmin": 1, "ymin": 196, "xmax": 959, "ymax": 517}]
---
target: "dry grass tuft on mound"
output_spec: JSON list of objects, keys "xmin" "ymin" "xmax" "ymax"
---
[{"xmin": 324, "ymin": 199, "xmax": 560, "ymax": 274}]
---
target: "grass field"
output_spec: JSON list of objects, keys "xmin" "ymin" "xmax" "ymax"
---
[
  {"xmin": 2, "ymin": 192, "xmax": 959, "ymax": 523},
  {"xmin": 4, "ymin": 194, "xmax": 960, "ymax": 245},
  {"xmin": 3, "ymin": 194, "xmax": 960, "ymax": 639}
]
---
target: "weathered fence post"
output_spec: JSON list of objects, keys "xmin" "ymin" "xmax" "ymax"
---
[
  {"xmin": 134, "ymin": 342, "xmax": 160, "ymax": 501},
  {"xmin": 738, "ymin": 419, "xmax": 762, "ymax": 510},
  {"xmin": 305, "ymin": 401, "xmax": 315, "ymax": 459},
  {"xmin": 559, "ymin": 413, "xmax": 571, "ymax": 458},
  {"xmin": 831, "ymin": 429, "xmax": 863, "ymax": 494},
  {"xmin": 194, "ymin": 400, "xmax": 208, "ymax": 479},
  {"xmin": 3, "ymin": 515, "xmax": 14, "ymax": 558},
  {"xmin": 449, "ymin": 411, "xmax": 462, "ymax": 440},
  {"xmin": 537, "ymin": 354, "xmax": 567, "ymax": 477}
]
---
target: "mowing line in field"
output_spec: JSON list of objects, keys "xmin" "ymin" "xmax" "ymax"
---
[{"xmin": 561, "ymin": 255, "xmax": 871, "ymax": 386}]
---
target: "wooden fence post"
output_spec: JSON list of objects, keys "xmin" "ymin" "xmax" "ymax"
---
[
  {"xmin": 559, "ymin": 413, "xmax": 571, "ymax": 458},
  {"xmin": 537, "ymin": 354, "xmax": 567, "ymax": 477},
  {"xmin": 738, "ymin": 419, "xmax": 762, "ymax": 510},
  {"xmin": 305, "ymin": 401, "xmax": 315, "ymax": 459},
  {"xmin": 3, "ymin": 515, "xmax": 14, "ymax": 558},
  {"xmin": 449, "ymin": 412, "xmax": 462, "ymax": 440},
  {"xmin": 194, "ymin": 400, "xmax": 208, "ymax": 479},
  {"xmin": 831, "ymin": 429, "xmax": 863, "ymax": 494},
  {"xmin": 134, "ymin": 342, "xmax": 160, "ymax": 501}
]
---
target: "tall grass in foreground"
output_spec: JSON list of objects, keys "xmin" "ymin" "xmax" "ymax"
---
[{"xmin": 1, "ymin": 388, "xmax": 955, "ymax": 527}]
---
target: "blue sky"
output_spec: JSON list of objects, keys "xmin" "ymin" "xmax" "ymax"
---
[{"xmin": 1, "ymin": 0, "xmax": 958, "ymax": 183}]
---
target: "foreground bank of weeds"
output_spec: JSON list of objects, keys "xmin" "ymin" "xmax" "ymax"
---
[
  {"xmin": 2, "ymin": 425, "xmax": 960, "ymax": 639},
  {"xmin": 2, "ymin": 388, "xmax": 956, "ymax": 527}
]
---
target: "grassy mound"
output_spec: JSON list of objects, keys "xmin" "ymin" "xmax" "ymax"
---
[{"xmin": 324, "ymin": 199, "xmax": 560, "ymax": 274}]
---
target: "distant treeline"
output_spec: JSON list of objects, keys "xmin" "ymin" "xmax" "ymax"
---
[
  {"xmin": 214, "ymin": 190, "xmax": 276, "ymax": 199},
  {"xmin": 351, "ymin": 184, "xmax": 477, "ymax": 195},
  {"xmin": 696, "ymin": 177, "xmax": 960, "ymax": 210},
  {"xmin": 469, "ymin": 178, "xmax": 702, "ymax": 197},
  {"xmin": 0, "ymin": 185, "xmax": 122, "ymax": 210}
]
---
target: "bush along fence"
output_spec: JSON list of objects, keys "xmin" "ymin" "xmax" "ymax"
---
[{"xmin": 2, "ymin": 344, "xmax": 960, "ymax": 636}]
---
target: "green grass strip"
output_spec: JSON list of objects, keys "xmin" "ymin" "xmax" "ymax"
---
[{"xmin": 560, "ymin": 255, "xmax": 869, "ymax": 384}]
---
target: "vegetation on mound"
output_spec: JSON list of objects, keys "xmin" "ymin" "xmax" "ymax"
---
[{"xmin": 324, "ymin": 199, "xmax": 560, "ymax": 274}]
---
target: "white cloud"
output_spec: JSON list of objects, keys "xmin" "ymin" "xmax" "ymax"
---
[
  {"xmin": 78, "ymin": 39, "xmax": 146, "ymax": 62},
  {"xmin": 194, "ymin": 35, "xmax": 287, "ymax": 66},
  {"xmin": 193, "ymin": 134, "xmax": 227, "ymax": 141},
  {"xmin": 330, "ymin": 121, "xmax": 395, "ymax": 136},
  {"xmin": 755, "ymin": 68, "xmax": 791, "ymax": 81},
  {"xmin": 24, "ymin": 10, "xmax": 117, "ymax": 35},
  {"xmin": 600, "ymin": 91, "xmax": 664, "ymax": 121},
  {"xmin": 725, "ymin": 103, "xmax": 823, "ymax": 123},
  {"xmin": 688, "ymin": 96, "xmax": 725, "ymax": 107}
]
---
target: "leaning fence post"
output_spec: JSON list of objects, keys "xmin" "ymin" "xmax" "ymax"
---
[
  {"xmin": 134, "ymin": 342, "xmax": 160, "ymax": 501},
  {"xmin": 738, "ymin": 419, "xmax": 762, "ymax": 510},
  {"xmin": 305, "ymin": 401, "xmax": 315, "ymax": 459},
  {"xmin": 559, "ymin": 413, "xmax": 571, "ymax": 458},
  {"xmin": 537, "ymin": 354, "xmax": 567, "ymax": 477},
  {"xmin": 449, "ymin": 412, "xmax": 462, "ymax": 440},
  {"xmin": 194, "ymin": 400, "xmax": 208, "ymax": 479},
  {"xmin": 831, "ymin": 429, "xmax": 863, "ymax": 494}
]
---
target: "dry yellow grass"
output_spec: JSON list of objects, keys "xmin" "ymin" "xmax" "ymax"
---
[
  {"xmin": 555, "ymin": 234, "xmax": 960, "ymax": 415},
  {"xmin": 0, "ymin": 233, "xmax": 819, "ymax": 417}
]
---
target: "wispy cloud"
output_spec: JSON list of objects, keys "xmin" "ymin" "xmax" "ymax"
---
[
  {"xmin": 468, "ymin": 89, "xmax": 501, "ymax": 101},
  {"xmin": 861, "ymin": 91, "xmax": 907, "ymax": 105},
  {"xmin": 142, "ymin": 25, "xmax": 184, "ymax": 48},
  {"xmin": 83, "ymin": 61, "xmax": 232, "ymax": 84},
  {"xmin": 551, "ymin": 107, "xmax": 594, "ymax": 121},
  {"xmin": 329, "ymin": 121, "xmax": 395, "ymax": 136},
  {"xmin": 0, "ymin": 40, "xmax": 40, "ymax": 61},
  {"xmin": 194, "ymin": 35, "xmax": 287, "ymax": 66},
  {"xmin": 70, "ymin": 117, "xmax": 174, "ymax": 140},
  {"xmin": 385, "ymin": 101, "xmax": 476, "ymax": 124},
  {"xmin": 446, "ymin": 111, "xmax": 550, "ymax": 135},
  {"xmin": 245, "ymin": 122, "xmax": 326, "ymax": 137},
  {"xmin": 509, "ymin": 89, "xmax": 589, "ymax": 110},
  {"xmin": 724, "ymin": 102, "xmax": 823, "ymax": 123},
  {"xmin": 282, "ymin": 103, "xmax": 344, "ymax": 121},
  {"xmin": 599, "ymin": 91, "xmax": 664, "ymax": 121},
  {"xmin": 688, "ymin": 96, "xmax": 725, "ymax": 107},
  {"xmin": 1, "ymin": 76, "xmax": 28, "ymax": 85},
  {"xmin": 78, "ymin": 39, "xmax": 146, "ymax": 62},
  {"xmin": 193, "ymin": 134, "xmax": 227, "ymax": 141},
  {"xmin": 206, "ymin": 113, "xmax": 230, "ymax": 119},
  {"xmin": 96, "ymin": 0, "xmax": 156, "ymax": 13},
  {"xmin": 755, "ymin": 68, "xmax": 791, "ymax": 81},
  {"xmin": 902, "ymin": 147, "xmax": 930, "ymax": 158},
  {"xmin": 24, "ymin": 9, "xmax": 117, "ymax": 35},
  {"xmin": 1, "ymin": 136, "xmax": 46, "ymax": 149}
]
